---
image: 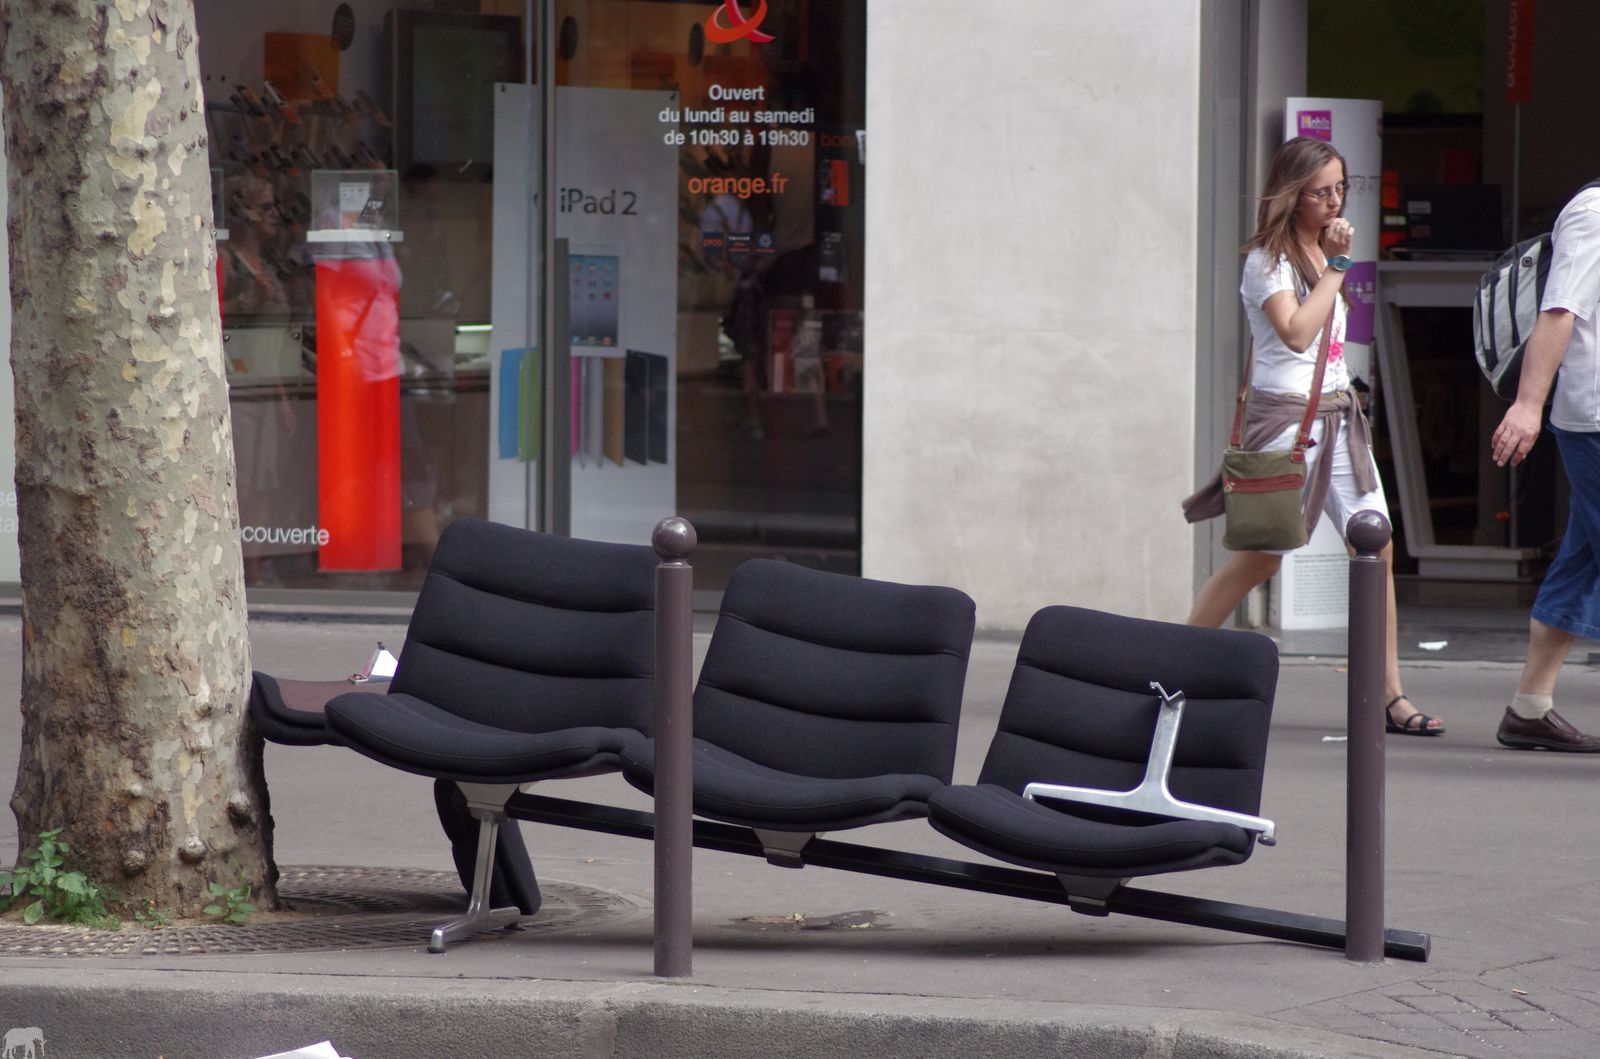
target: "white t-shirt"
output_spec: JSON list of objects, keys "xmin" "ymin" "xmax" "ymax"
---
[
  {"xmin": 1239, "ymin": 248, "xmax": 1350, "ymax": 396},
  {"xmin": 1545, "ymin": 187, "xmax": 1600, "ymax": 431}
]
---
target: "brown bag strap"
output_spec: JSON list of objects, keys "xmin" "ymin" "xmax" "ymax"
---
[{"xmin": 1229, "ymin": 301, "xmax": 1336, "ymax": 456}]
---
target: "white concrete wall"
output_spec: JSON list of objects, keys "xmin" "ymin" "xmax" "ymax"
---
[{"xmin": 863, "ymin": 1, "xmax": 1202, "ymax": 630}]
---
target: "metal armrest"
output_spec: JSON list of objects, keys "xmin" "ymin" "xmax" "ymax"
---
[{"xmin": 1023, "ymin": 682, "xmax": 1277, "ymax": 846}]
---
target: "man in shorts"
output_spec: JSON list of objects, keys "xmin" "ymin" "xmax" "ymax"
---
[{"xmin": 1490, "ymin": 181, "xmax": 1600, "ymax": 751}]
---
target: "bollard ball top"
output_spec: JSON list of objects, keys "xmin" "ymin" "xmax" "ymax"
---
[
  {"xmin": 652, "ymin": 516, "xmax": 698, "ymax": 560},
  {"xmin": 1345, "ymin": 509, "xmax": 1392, "ymax": 555}
]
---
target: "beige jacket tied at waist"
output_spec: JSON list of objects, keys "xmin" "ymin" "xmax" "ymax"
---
[{"xmin": 1182, "ymin": 388, "xmax": 1377, "ymax": 542}]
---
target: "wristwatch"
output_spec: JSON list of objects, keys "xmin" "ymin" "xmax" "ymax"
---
[{"xmin": 1327, "ymin": 255, "xmax": 1353, "ymax": 272}]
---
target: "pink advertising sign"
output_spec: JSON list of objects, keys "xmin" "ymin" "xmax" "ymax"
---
[{"xmin": 1297, "ymin": 110, "xmax": 1333, "ymax": 141}]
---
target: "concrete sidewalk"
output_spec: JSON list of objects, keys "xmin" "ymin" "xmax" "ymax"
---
[{"xmin": 2, "ymin": 614, "xmax": 1599, "ymax": 1058}]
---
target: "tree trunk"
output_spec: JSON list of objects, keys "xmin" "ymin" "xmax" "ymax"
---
[{"xmin": 0, "ymin": 0, "xmax": 274, "ymax": 913}]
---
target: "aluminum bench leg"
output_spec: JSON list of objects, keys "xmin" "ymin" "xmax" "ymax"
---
[
  {"xmin": 429, "ymin": 782, "xmax": 524, "ymax": 953},
  {"xmin": 1024, "ymin": 682, "xmax": 1277, "ymax": 844}
]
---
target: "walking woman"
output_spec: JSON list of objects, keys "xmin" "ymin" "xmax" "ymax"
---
[{"xmin": 1183, "ymin": 136, "xmax": 1445, "ymax": 736}]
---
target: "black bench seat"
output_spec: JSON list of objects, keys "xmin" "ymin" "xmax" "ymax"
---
[
  {"xmin": 249, "ymin": 668, "xmax": 545, "ymax": 918},
  {"xmin": 927, "ymin": 781, "xmax": 1257, "ymax": 876},
  {"xmin": 250, "ymin": 518, "xmax": 657, "ymax": 949},
  {"xmin": 928, "ymin": 606, "xmax": 1276, "ymax": 891},
  {"xmin": 255, "ymin": 529, "xmax": 1432, "ymax": 962},
  {"xmin": 326, "ymin": 693, "xmax": 642, "ymax": 784},
  {"xmin": 620, "ymin": 559, "xmax": 976, "ymax": 852}
]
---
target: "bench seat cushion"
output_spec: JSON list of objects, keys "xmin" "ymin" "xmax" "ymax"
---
[
  {"xmin": 927, "ymin": 783, "xmax": 1255, "ymax": 878},
  {"xmin": 622, "ymin": 738, "xmax": 944, "ymax": 830},
  {"xmin": 249, "ymin": 672, "xmax": 381, "ymax": 747},
  {"xmin": 326, "ymin": 690, "xmax": 641, "ymax": 784}
]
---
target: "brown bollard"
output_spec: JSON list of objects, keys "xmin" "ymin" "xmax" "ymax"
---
[
  {"xmin": 1345, "ymin": 510, "xmax": 1390, "ymax": 962},
  {"xmin": 652, "ymin": 516, "xmax": 697, "ymax": 977}
]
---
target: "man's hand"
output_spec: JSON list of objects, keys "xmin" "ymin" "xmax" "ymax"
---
[
  {"xmin": 1490, "ymin": 309, "xmax": 1576, "ymax": 467},
  {"xmin": 1492, "ymin": 400, "xmax": 1544, "ymax": 467}
]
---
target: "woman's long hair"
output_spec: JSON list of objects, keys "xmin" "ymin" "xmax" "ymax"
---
[{"xmin": 1243, "ymin": 137, "xmax": 1348, "ymax": 294}]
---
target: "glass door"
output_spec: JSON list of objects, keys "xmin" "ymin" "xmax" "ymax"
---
[
  {"xmin": 486, "ymin": 6, "xmax": 549, "ymax": 538},
  {"xmin": 540, "ymin": 3, "xmax": 685, "ymax": 547},
  {"xmin": 547, "ymin": 0, "xmax": 869, "ymax": 586},
  {"xmin": 198, "ymin": 0, "xmax": 539, "ymax": 594},
  {"xmin": 493, "ymin": 0, "xmax": 684, "ymax": 549}
]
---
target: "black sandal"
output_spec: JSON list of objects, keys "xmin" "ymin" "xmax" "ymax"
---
[{"xmin": 1385, "ymin": 695, "xmax": 1445, "ymax": 736}]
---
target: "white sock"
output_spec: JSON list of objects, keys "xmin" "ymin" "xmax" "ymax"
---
[{"xmin": 1511, "ymin": 692, "xmax": 1553, "ymax": 721}]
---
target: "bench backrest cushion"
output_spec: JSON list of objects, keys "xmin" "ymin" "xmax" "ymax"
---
[
  {"xmin": 391, "ymin": 519, "xmax": 658, "ymax": 734},
  {"xmin": 694, "ymin": 559, "xmax": 977, "ymax": 782},
  {"xmin": 980, "ymin": 606, "xmax": 1278, "ymax": 816}
]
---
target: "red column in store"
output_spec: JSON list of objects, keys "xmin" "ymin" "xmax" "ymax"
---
[{"xmin": 314, "ymin": 257, "xmax": 402, "ymax": 571}]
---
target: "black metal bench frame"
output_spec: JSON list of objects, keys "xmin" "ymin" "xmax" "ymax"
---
[{"xmin": 501, "ymin": 790, "xmax": 1429, "ymax": 961}]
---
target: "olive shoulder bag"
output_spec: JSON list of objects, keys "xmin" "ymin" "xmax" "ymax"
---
[{"xmin": 1220, "ymin": 304, "xmax": 1334, "ymax": 552}]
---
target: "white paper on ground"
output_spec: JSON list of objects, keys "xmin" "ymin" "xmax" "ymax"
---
[
  {"xmin": 367, "ymin": 644, "xmax": 399, "ymax": 678},
  {"xmin": 349, "ymin": 643, "xmax": 399, "ymax": 683},
  {"xmin": 251, "ymin": 1043, "xmax": 349, "ymax": 1059}
]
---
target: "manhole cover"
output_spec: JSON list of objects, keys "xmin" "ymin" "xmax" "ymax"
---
[{"xmin": 0, "ymin": 865, "xmax": 647, "ymax": 957}]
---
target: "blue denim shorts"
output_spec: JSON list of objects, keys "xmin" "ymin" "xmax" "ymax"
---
[{"xmin": 1532, "ymin": 426, "xmax": 1600, "ymax": 639}]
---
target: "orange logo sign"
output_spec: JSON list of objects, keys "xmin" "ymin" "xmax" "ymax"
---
[{"xmin": 706, "ymin": 0, "xmax": 774, "ymax": 45}]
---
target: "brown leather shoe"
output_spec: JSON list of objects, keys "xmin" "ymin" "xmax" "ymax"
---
[{"xmin": 1496, "ymin": 708, "xmax": 1600, "ymax": 752}]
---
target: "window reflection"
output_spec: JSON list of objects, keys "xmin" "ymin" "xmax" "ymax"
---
[{"xmin": 198, "ymin": 0, "xmax": 865, "ymax": 594}]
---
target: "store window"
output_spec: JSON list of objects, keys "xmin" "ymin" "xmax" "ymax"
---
[
  {"xmin": 196, "ymin": 1, "xmax": 866, "ymax": 594},
  {"xmin": 1302, "ymin": 0, "xmax": 1600, "ymax": 585}
]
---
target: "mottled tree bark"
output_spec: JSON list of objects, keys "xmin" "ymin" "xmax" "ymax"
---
[{"xmin": 0, "ymin": 0, "xmax": 274, "ymax": 912}]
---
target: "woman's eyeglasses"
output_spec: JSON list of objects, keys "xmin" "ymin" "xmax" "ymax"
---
[{"xmin": 1301, "ymin": 181, "xmax": 1348, "ymax": 203}]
